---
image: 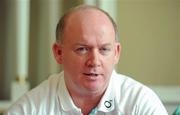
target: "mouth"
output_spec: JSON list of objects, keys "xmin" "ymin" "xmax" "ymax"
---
[
  {"xmin": 83, "ymin": 73, "xmax": 99, "ymax": 77},
  {"xmin": 83, "ymin": 72, "xmax": 103, "ymax": 80}
]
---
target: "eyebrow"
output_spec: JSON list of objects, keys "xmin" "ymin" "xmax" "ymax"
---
[
  {"xmin": 74, "ymin": 43, "xmax": 88, "ymax": 47},
  {"xmin": 74, "ymin": 43, "xmax": 112, "ymax": 47}
]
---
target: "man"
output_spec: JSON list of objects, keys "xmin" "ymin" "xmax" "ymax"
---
[{"xmin": 4, "ymin": 5, "xmax": 168, "ymax": 115}]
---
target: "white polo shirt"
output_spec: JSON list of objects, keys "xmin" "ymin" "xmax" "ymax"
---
[{"xmin": 4, "ymin": 71, "xmax": 168, "ymax": 115}]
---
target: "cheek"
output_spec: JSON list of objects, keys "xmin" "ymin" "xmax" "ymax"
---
[
  {"xmin": 62, "ymin": 53, "xmax": 84, "ymax": 70},
  {"xmin": 102, "ymin": 55, "xmax": 116, "ymax": 71},
  {"xmin": 104, "ymin": 60, "xmax": 114, "ymax": 71},
  {"xmin": 105, "ymin": 54, "xmax": 116, "ymax": 64}
]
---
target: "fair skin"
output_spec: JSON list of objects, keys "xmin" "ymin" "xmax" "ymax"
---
[{"xmin": 53, "ymin": 8, "xmax": 121, "ymax": 115}]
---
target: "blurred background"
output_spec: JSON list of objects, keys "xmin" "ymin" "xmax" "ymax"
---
[{"xmin": 0, "ymin": 0, "xmax": 179, "ymax": 114}]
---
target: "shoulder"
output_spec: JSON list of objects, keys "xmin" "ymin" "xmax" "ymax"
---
[
  {"xmin": 26, "ymin": 72, "xmax": 61, "ymax": 100},
  {"xmin": 111, "ymin": 71, "xmax": 168, "ymax": 114},
  {"xmin": 112, "ymin": 71, "xmax": 160, "ymax": 103},
  {"xmin": 4, "ymin": 72, "xmax": 63, "ymax": 115}
]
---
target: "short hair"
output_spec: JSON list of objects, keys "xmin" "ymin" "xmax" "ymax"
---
[{"xmin": 55, "ymin": 5, "xmax": 119, "ymax": 43}]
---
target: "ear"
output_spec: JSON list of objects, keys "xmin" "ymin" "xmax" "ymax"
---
[
  {"xmin": 114, "ymin": 42, "xmax": 121, "ymax": 64},
  {"xmin": 52, "ymin": 42, "xmax": 63, "ymax": 64}
]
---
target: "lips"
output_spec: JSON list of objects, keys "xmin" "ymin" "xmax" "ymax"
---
[
  {"xmin": 83, "ymin": 73, "xmax": 99, "ymax": 76},
  {"xmin": 83, "ymin": 72, "xmax": 104, "ymax": 78}
]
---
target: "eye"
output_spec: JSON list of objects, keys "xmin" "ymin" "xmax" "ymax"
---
[
  {"xmin": 99, "ymin": 47, "xmax": 112, "ymax": 55},
  {"xmin": 75, "ymin": 47, "xmax": 89, "ymax": 55}
]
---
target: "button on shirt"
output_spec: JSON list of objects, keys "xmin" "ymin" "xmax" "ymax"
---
[{"xmin": 4, "ymin": 71, "xmax": 168, "ymax": 115}]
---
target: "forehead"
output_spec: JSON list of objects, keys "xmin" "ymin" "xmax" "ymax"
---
[
  {"xmin": 65, "ymin": 8, "xmax": 114, "ymax": 31},
  {"xmin": 62, "ymin": 8, "xmax": 116, "ymax": 44}
]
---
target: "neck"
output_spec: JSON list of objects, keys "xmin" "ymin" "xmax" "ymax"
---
[
  {"xmin": 69, "ymin": 90, "xmax": 105, "ymax": 115},
  {"xmin": 74, "ymin": 94, "xmax": 102, "ymax": 115}
]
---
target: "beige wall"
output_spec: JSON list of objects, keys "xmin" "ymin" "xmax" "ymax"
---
[{"xmin": 117, "ymin": 0, "xmax": 180, "ymax": 85}]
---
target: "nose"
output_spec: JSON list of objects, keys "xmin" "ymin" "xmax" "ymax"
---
[{"xmin": 86, "ymin": 49, "xmax": 101, "ymax": 67}]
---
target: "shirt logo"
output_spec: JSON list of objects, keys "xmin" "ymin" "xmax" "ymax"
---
[{"xmin": 104, "ymin": 100, "xmax": 112, "ymax": 108}]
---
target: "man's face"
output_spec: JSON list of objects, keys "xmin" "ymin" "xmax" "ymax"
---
[{"xmin": 54, "ymin": 9, "xmax": 121, "ymax": 96}]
